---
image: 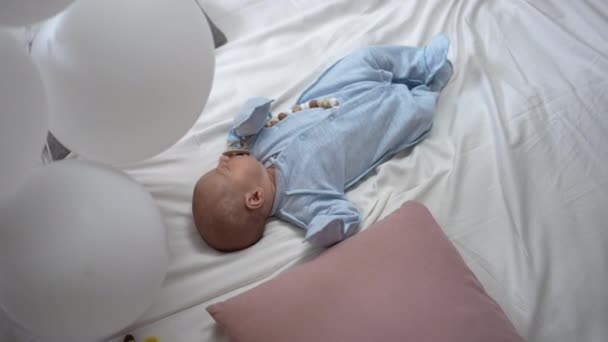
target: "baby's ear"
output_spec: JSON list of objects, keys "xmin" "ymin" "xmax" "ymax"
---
[{"xmin": 245, "ymin": 188, "xmax": 264, "ymax": 210}]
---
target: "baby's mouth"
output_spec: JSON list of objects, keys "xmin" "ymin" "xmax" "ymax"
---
[{"xmin": 222, "ymin": 149, "xmax": 250, "ymax": 157}]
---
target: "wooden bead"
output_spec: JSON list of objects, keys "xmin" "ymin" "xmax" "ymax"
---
[
  {"xmin": 266, "ymin": 118, "xmax": 277, "ymax": 127},
  {"xmin": 292, "ymin": 104, "xmax": 302, "ymax": 112},
  {"xmin": 309, "ymin": 100, "xmax": 319, "ymax": 108},
  {"xmin": 278, "ymin": 112, "xmax": 288, "ymax": 120}
]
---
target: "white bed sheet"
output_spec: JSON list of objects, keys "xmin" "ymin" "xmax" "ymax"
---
[{"xmin": 2, "ymin": 1, "xmax": 606, "ymax": 341}]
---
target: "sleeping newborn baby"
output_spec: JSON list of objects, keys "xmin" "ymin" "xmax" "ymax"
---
[{"xmin": 192, "ymin": 34, "xmax": 453, "ymax": 252}]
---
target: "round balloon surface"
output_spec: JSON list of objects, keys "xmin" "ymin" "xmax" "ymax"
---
[
  {"xmin": 0, "ymin": 30, "xmax": 48, "ymax": 200},
  {"xmin": 0, "ymin": 160, "xmax": 169, "ymax": 339},
  {"xmin": 31, "ymin": 0, "xmax": 215, "ymax": 164}
]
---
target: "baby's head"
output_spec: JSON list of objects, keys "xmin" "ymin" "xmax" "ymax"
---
[{"xmin": 192, "ymin": 152, "xmax": 274, "ymax": 252}]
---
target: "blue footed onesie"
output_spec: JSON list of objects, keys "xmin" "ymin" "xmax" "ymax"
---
[{"xmin": 227, "ymin": 34, "xmax": 453, "ymax": 247}]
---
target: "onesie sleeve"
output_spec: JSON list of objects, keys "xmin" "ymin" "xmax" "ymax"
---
[
  {"xmin": 304, "ymin": 197, "xmax": 362, "ymax": 248},
  {"xmin": 226, "ymin": 97, "xmax": 273, "ymax": 149}
]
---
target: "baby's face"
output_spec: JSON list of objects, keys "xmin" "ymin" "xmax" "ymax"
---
[
  {"xmin": 193, "ymin": 152, "xmax": 267, "ymax": 252},
  {"xmin": 213, "ymin": 153, "xmax": 265, "ymax": 189}
]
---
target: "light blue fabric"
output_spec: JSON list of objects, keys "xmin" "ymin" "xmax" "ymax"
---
[
  {"xmin": 228, "ymin": 34, "xmax": 453, "ymax": 247},
  {"xmin": 228, "ymin": 97, "xmax": 274, "ymax": 146}
]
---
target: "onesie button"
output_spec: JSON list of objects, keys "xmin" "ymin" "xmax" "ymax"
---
[{"xmin": 328, "ymin": 114, "xmax": 335, "ymax": 121}]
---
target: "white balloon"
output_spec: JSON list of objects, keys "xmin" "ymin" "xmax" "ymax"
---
[
  {"xmin": 0, "ymin": 30, "xmax": 47, "ymax": 200},
  {"xmin": 31, "ymin": 0, "xmax": 216, "ymax": 165},
  {"xmin": 0, "ymin": 160, "xmax": 169, "ymax": 340},
  {"xmin": 0, "ymin": 0, "xmax": 75, "ymax": 27}
]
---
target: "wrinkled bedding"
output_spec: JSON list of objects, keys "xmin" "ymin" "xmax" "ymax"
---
[{"xmin": 3, "ymin": 1, "xmax": 606, "ymax": 341}]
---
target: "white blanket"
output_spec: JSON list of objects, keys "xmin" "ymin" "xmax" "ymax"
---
[{"xmin": 3, "ymin": 1, "xmax": 606, "ymax": 341}]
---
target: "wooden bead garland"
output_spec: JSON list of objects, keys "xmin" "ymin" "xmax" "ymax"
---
[{"xmin": 265, "ymin": 97, "xmax": 339, "ymax": 127}]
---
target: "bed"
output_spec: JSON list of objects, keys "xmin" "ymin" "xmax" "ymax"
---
[{"xmin": 3, "ymin": 0, "xmax": 607, "ymax": 341}]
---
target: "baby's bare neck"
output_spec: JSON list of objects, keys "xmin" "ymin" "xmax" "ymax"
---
[{"xmin": 264, "ymin": 166, "xmax": 277, "ymax": 217}]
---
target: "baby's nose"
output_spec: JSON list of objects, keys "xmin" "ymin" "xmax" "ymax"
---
[{"xmin": 218, "ymin": 155, "xmax": 229, "ymax": 166}]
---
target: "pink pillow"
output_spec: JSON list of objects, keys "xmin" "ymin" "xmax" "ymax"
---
[{"xmin": 207, "ymin": 201, "xmax": 524, "ymax": 342}]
